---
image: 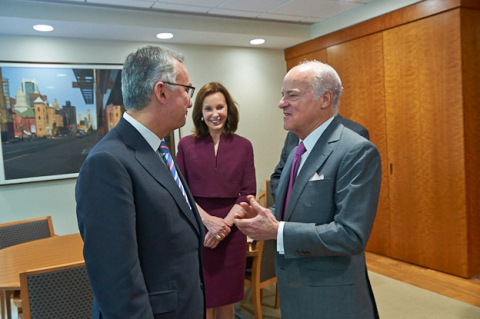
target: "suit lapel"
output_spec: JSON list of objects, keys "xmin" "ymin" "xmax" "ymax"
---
[
  {"xmin": 282, "ymin": 118, "xmax": 343, "ymax": 221},
  {"xmin": 117, "ymin": 118, "xmax": 202, "ymax": 235}
]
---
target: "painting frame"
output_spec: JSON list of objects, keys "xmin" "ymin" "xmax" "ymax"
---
[{"xmin": 0, "ymin": 61, "xmax": 125, "ymax": 185}]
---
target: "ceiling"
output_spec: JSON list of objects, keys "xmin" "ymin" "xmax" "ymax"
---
[
  {"xmin": 50, "ymin": 0, "xmax": 374, "ymax": 23},
  {"xmin": 0, "ymin": 0, "xmax": 421, "ymax": 49}
]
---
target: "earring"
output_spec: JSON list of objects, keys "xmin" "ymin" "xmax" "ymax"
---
[{"xmin": 201, "ymin": 117, "xmax": 204, "ymax": 121}]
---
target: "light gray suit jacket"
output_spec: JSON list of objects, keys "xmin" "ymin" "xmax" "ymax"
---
[{"xmin": 273, "ymin": 117, "xmax": 381, "ymax": 318}]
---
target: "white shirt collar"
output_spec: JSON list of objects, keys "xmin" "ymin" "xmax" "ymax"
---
[
  {"xmin": 301, "ymin": 116, "xmax": 335, "ymax": 152},
  {"xmin": 123, "ymin": 112, "xmax": 162, "ymax": 152},
  {"xmin": 297, "ymin": 116, "xmax": 335, "ymax": 172}
]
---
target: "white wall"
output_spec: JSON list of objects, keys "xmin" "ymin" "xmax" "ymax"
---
[{"xmin": 0, "ymin": 35, "xmax": 287, "ymax": 234}]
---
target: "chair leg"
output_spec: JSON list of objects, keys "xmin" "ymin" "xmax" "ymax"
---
[
  {"xmin": 274, "ymin": 285, "xmax": 280, "ymax": 309},
  {"xmin": 12, "ymin": 291, "xmax": 22, "ymax": 318},
  {"xmin": 1, "ymin": 290, "xmax": 6, "ymax": 319},
  {"xmin": 5, "ymin": 291, "xmax": 13, "ymax": 319},
  {"xmin": 251, "ymin": 288, "xmax": 262, "ymax": 319},
  {"xmin": 2, "ymin": 290, "xmax": 21, "ymax": 319}
]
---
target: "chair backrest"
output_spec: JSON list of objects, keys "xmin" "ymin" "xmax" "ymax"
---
[
  {"xmin": 20, "ymin": 261, "xmax": 93, "ymax": 319},
  {"xmin": 259, "ymin": 239, "xmax": 276, "ymax": 283},
  {"xmin": 264, "ymin": 179, "xmax": 274, "ymax": 208},
  {"xmin": 0, "ymin": 216, "xmax": 55, "ymax": 249},
  {"xmin": 247, "ymin": 179, "xmax": 276, "ymax": 288},
  {"xmin": 247, "ymin": 240, "xmax": 276, "ymax": 285},
  {"xmin": 257, "ymin": 178, "xmax": 274, "ymax": 209}
]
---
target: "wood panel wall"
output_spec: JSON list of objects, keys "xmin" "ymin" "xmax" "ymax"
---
[
  {"xmin": 325, "ymin": 35, "xmax": 390, "ymax": 254},
  {"xmin": 285, "ymin": 50, "xmax": 327, "ymax": 71},
  {"xmin": 383, "ymin": 9, "xmax": 468, "ymax": 275},
  {"xmin": 461, "ymin": 7, "xmax": 480, "ymax": 278},
  {"xmin": 284, "ymin": 0, "xmax": 480, "ymax": 278}
]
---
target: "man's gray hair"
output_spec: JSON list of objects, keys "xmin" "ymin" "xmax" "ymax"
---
[
  {"xmin": 299, "ymin": 60, "xmax": 343, "ymax": 115},
  {"xmin": 121, "ymin": 46, "xmax": 184, "ymax": 111}
]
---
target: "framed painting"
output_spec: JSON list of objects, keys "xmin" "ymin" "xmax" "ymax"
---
[{"xmin": 0, "ymin": 62, "xmax": 124, "ymax": 185}]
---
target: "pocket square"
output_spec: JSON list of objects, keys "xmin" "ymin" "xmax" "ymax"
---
[{"xmin": 309, "ymin": 172, "xmax": 324, "ymax": 181}]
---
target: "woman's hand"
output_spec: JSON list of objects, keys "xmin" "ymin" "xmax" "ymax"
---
[
  {"xmin": 204, "ymin": 231, "xmax": 221, "ymax": 249},
  {"xmin": 203, "ymin": 215, "xmax": 231, "ymax": 240},
  {"xmin": 195, "ymin": 203, "xmax": 230, "ymax": 249}
]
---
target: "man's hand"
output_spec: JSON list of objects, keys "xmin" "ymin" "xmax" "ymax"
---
[
  {"xmin": 234, "ymin": 195, "xmax": 279, "ymax": 241},
  {"xmin": 235, "ymin": 195, "xmax": 260, "ymax": 219}
]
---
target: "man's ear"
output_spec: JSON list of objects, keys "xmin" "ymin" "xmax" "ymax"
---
[
  {"xmin": 320, "ymin": 90, "xmax": 333, "ymax": 109},
  {"xmin": 154, "ymin": 82, "xmax": 168, "ymax": 104}
]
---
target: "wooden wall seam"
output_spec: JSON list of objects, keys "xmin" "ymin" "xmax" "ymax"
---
[{"xmin": 285, "ymin": 0, "xmax": 480, "ymax": 61}]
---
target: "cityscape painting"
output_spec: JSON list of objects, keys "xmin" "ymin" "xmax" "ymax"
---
[{"xmin": 0, "ymin": 62, "xmax": 124, "ymax": 184}]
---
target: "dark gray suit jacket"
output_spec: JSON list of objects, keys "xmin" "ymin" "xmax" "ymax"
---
[
  {"xmin": 273, "ymin": 117, "xmax": 381, "ymax": 318},
  {"xmin": 76, "ymin": 118, "xmax": 205, "ymax": 319}
]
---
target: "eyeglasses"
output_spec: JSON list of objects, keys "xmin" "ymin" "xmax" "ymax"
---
[{"xmin": 163, "ymin": 81, "xmax": 195, "ymax": 99}]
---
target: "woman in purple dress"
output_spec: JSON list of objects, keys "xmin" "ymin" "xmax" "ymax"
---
[{"xmin": 176, "ymin": 82, "xmax": 256, "ymax": 319}]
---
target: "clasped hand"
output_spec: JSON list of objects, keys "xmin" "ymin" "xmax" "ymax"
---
[
  {"xmin": 204, "ymin": 216, "xmax": 231, "ymax": 249},
  {"xmin": 234, "ymin": 195, "xmax": 279, "ymax": 241}
]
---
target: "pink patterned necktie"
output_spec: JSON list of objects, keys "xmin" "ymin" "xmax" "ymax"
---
[
  {"xmin": 158, "ymin": 141, "xmax": 191, "ymax": 209},
  {"xmin": 282, "ymin": 142, "xmax": 306, "ymax": 220}
]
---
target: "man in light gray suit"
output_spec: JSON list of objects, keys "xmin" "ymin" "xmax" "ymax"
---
[{"xmin": 234, "ymin": 61, "xmax": 381, "ymax": 318}]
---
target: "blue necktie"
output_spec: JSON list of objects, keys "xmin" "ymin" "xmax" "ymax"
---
[
  {"xmin": 283, "ymin": 142, "xmax": 306, "ymax": 219},
  {"xmin": 158, "ymin": 141, "xmax": 191, "ymax": 209}
]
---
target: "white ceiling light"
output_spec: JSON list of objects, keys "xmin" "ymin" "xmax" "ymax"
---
[
  {"xmin": 250, "ymin": 38, "xmax": 265, "ymax": 45},
  {"xmin": 33, "ymin": 24, "xmax": 54, "ymax": 32},
  {"xmin": 156, "ymin": 33, "xmax": 174, "ymax": 40}
]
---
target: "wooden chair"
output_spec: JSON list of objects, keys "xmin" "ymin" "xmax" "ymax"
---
[
  {"xmin": 0, "ymin": 216, "xmax": 55, "ymax": 319},
  {"xmin": 244, "ymin": 240, "xmax": 280, "ymax": 319},
  {"xmin": 19, "ymin": 261, "xmax": 93, "ymax": 319},
  {"xmin": 243, "ymin": 179, "xmax": 279, "ymax": 319},
  {"xmin": 0, "ymin": 216, "xmax": 55, "ymax": 250},
  {"xmin": 256, "ymin": 179, "xmax": 274, "ymax": 208}
]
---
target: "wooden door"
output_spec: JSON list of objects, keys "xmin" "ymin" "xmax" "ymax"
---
[{"xmin": 383, "ymin": 10, "xmax": 468, "ymax": 277}]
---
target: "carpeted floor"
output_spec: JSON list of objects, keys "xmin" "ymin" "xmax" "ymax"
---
[{"xmin": 235, "ymin": 271, "xmax": 480, "ymax": 318}]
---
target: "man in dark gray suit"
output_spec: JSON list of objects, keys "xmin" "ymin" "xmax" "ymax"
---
[
  {"xmin": 270, "ymin": 116, "xmax": 369, "ymax": 199},
  {"xmin": 235, "ymin": 61, "xmax": 381, "ymax": 318},
  {"xmin": 76, "ymin": 46, "xmax": 205, "ymax": 318}
]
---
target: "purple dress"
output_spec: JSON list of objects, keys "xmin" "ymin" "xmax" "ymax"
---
[{"xmin": 176, "ymin": 133, "xmax": 256, "ymax": 308}]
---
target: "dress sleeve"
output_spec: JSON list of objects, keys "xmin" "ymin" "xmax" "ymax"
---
[{"xmin": 236, "ymin": 139, "xmax": 256, "ymax": 204}]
